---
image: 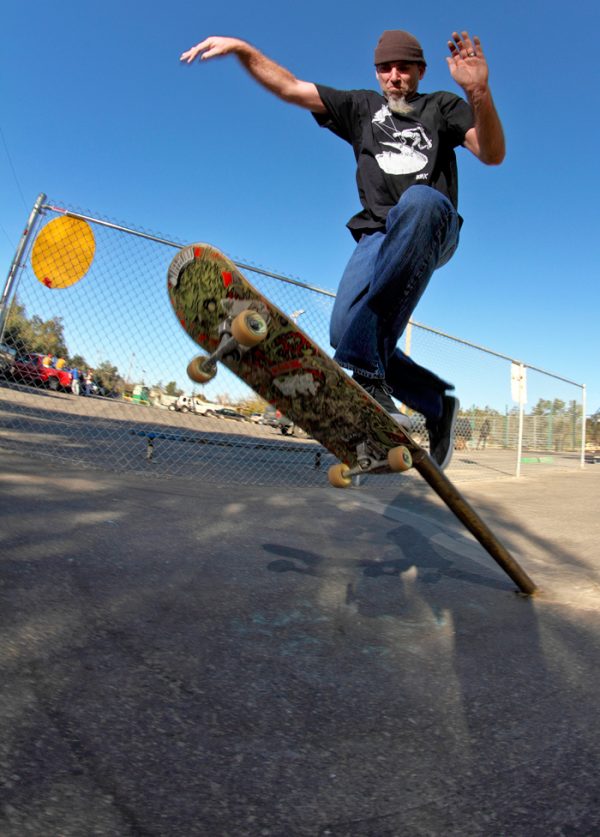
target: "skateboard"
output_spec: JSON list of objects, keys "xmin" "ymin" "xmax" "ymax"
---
[{"xmin": 167, "ymin": 243, "xmax": 536, "ymax": 596}]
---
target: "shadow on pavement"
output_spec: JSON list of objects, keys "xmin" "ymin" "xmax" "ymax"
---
[{"xmin": 1, "ymin": 451, "xmax": 600, "ymax": 835}]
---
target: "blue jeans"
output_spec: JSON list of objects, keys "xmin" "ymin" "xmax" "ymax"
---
[{"xmin": 330, "ymin": 186, "xmax": 460, "ymax": 421}]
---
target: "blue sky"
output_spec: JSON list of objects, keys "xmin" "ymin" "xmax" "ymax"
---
[{"xmin": 1, "ymin": 0, "xmax": 599, "ymax": 412}]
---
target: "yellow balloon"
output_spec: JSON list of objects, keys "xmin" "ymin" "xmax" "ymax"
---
[{"xmin": 31, "ymin": 216, "xmax": 95, "ymax": 289}]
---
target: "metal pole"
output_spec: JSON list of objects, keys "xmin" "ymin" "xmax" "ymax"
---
[
  {"xmin": 516, "ymin": 399, "xmax": 524, "ymax": 479},
  {"xmin": 514, "ymin": 363, "xmax": 526, "ymax": 478},
  {"xmin": 404, "ymin": 321, "xmax": 413, "ymax": 356},
  {"xmin": 0, "ymin": 192, "xmax": 47, "ymax": 340},
  {"xmin": 581, "ymin": 384, "xmax": 587, "ymax": 469}
]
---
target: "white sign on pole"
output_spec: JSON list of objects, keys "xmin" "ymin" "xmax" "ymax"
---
[{"xmin": 511, "ymin": 363, "xmax": 527, "ymax": 404}]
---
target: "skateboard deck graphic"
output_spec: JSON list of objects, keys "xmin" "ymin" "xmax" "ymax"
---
[{"xmin": 168, "ymin": 243, "xmax": 537, "ymax": 596}]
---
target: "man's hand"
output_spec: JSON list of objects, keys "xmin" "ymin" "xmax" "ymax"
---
[
  {"xmin": 179, "ymin": 35, "xmax": 325, "ymax": 112},
  {"xmin": 447, "ymin": 31, "xmax": 505, "ymax": 165},
  {"xmin": 180, "ymin": 36, "xmax": 248, "ymax": 64},
  {"xmin": 446, "ymin": 31, "xmax": 489, "ymax": 94}
]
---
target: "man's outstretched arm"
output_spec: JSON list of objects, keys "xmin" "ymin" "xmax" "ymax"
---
[
  {"xmin": 180, "ymin": 36, "xmax": 326, "ymax": 113},
  {"xmin": 446, "ymin": 31, "xmax": 506, "ymax": 166}
]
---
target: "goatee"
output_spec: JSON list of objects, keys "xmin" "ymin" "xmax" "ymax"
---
[{"xmin": 386, "ymin": 94, "xmax": 414, "ymax": 115}]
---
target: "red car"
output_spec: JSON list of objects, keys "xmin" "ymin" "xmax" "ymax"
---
[{"xmin": 11, "ymin": 353, "xmax": 73, "ymax": 391}]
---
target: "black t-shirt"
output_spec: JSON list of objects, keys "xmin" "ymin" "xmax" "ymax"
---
[{"xmin": 313, "ymin": 84, "xmax": 474, "ymax": 240}]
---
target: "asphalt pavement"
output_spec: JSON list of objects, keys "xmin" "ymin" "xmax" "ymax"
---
[{"xmin": 1, "ymin": 448, "xmax": 600, "ymax": 836}]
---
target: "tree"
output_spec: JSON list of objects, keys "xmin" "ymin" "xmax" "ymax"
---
[
  {"xmin": 165, "ymin": 381, "xmax": 182, "ymax": 396},
  {"xmin": 239, "ymin": 395, "xmax": 269, "ymax": 415},
  {"xmin": 531, "ymin": 398, "xmax": 566, "ymax": 416},
  {"xmin": 69, "ymin": 353, "xmax": 88, "ymax": 370},
  {"xmin": 588, "ymin": 409, "xmax": 600, "ymax": 446},
  {"xmin": 28, "ymin": 315, "xmax": 68, "ymax": 357},
  {"xmin": 3, "ymin": 297, "xmax": 31, "ymax": 352},
  {"xmin": 94, "ymin": 361, "xmax": 124, "ymax": 394},
  {"xmin": 531, "ymin": 399, "xmax": 551, "ymax": 416},
  {"xmin": 552, "ymin": 399, "xmax": 566, "ymax": 415},
  {"xmin": 466, "ymin": 404, "xmax": 501, "ymax": 417},
  {"xmin": 3, "ymin": 297, "xmax": 68, "ymax": 358}
]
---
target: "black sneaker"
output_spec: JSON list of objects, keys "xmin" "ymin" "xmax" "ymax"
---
[
  {"xmin": 426, "ymin": 395, "xmax": 460, "ymax": 470},
  {"xmin": 353, "ymin": 372, "xmax": 396, "ymax": 411},
  {"xmin": 353, "ymin": 373, "xmax": 411, "ymax": 429}
]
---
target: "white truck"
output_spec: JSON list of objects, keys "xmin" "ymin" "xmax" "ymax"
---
[{"xmin": 168, "ymin": 395, "xmax": 222, "ymax": 415}]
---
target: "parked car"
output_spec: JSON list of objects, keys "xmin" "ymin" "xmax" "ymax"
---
[
  {"xmin": 275, "ymin": 414, "xmax": 309, "ymax": 438},
  {"xmin": 0, "ymin": 343, "xmax": 16, "ymax": 377},
  {"xmin": 260, "ymin": 410, "xmax": 283, "ymax": 428},
  {"xmin": 277, "ymin": 414, "xmax": 295, "ymax": 435},
  {"xmin": 214, "ymin": 408, "xmax": 246, "ymax": 422},
  {"xmin": 261, "ymin": 407, "xmax": 307, "ymax": 437},
  {"xmin": 11, "ymin": 353, "xmax": 72, "ymax": 391}
]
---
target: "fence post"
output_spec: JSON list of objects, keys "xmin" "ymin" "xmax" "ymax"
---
[
  {"xmin": 0, "ymin": 192, "xmax": 47, "ymax": 340},
  {"xmin": 515, "ymin": 363, "xmax": 526, "ymax": 478},
  {"xmin": 581, "ymin": 384, "xmax": 587, "ymax": 469}
]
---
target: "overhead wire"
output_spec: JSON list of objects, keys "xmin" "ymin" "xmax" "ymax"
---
[
  {"xmin": 0, "ymin": 123, "xmax": 29, "ymax": 213},
  {"xmin": 0, "ymin": 124, "xmax": 31, "ymax": 249}
]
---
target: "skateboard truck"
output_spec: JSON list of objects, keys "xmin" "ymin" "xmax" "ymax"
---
[
  {"xmin": 355, "ymin": 441, "xmax": 389, "ymax": 472},
  {"xmin": 187, "ymin": 300, "xmax": 270, "ymax": 384},
  {"xmin": 328, "ymin": 441, "xmax": 413, "ymax": 487}
]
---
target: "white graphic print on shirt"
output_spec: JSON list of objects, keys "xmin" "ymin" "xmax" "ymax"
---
[{"xmin": 372, "ymin": 104, "xmax": 432, "ymax": 175}]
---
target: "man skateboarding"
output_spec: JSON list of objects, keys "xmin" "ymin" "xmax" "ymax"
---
[{"xmin": 180, "ymin": 29, "xmax": 505, "ymax": 469}]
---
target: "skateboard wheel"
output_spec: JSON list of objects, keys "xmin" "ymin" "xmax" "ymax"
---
[
  {"xmin": 387, "ymin": 446, "xmax": 412, "ymax": 472},
  {"xmin": 231, "ymin": 309, "xmax": 268, "ymax": 347},
  {"xmin": 328, "ymin": 463, "xmax": 352, "ymax": 488},
  {"xmin": 187, "ymin": 356, "xmax": 217, "ymax": 384}
]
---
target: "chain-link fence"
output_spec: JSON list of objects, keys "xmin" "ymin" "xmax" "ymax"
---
[
  {"xmin": 403, "ymin": 322, "xmax": 588, "ymax": 478},
  {"xmin": 0, "ymin": 194, "xmax": 587, "ymax": 487}
]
